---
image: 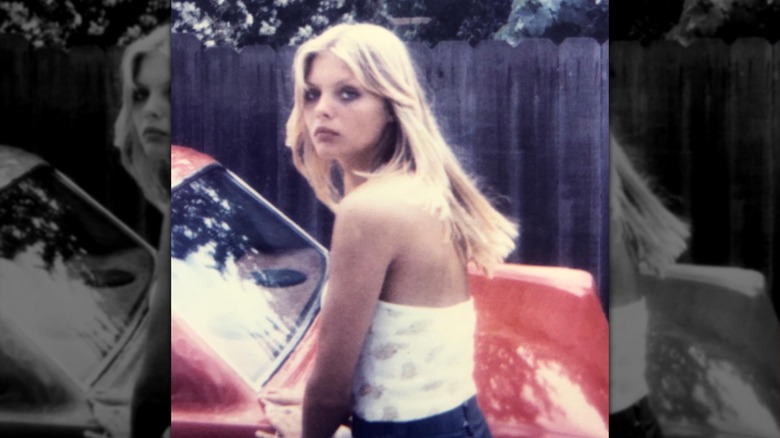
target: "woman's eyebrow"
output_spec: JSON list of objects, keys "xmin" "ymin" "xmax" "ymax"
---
[
  {"xmin": 333, "ymin": 78, "xmax": 358, "ymax": 86},
  {"xmin": 304, "ymin": 78, "xmax": 358, "ymax": 88}
]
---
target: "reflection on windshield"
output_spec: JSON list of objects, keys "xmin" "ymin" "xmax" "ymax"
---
[
  {"xmin": 0, "ymin": 166, "xmax": 153, "ymax": 410},
  {"xmin": 171, "ymin": 166, "xmax": 325, "ymax": 390}
]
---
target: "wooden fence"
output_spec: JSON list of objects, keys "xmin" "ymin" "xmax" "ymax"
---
[
  {"xmin": 611, "ymin": 39, "xmax": 778, "ymax": 310},
  {"xmin": 171, "ymin": 34, "xmax": 610, "ymax": 310},
  {"xmin": 0, "ymin": 34, "xmax": 160, "ymax": 245},
  {"xmin": 5, "ymin": 34, "xmax": 776, "ymax": 312}
]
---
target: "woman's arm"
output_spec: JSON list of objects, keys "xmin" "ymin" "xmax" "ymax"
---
[{"xmin": 302, "ymin": 194, "xmax": 401, "ymax": 438}]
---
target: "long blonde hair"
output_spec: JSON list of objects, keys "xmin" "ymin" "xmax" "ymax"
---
[
  {"xmin": 285, "ymin": 23, "xmax": 517, "ymax": 275},
  {"xmin": 610, "ymin": 134, "xmax": 690, "ymax": 276},
  {"xmin": 114, "ymin": 24, "xmax": 170, "ymax": 211}
]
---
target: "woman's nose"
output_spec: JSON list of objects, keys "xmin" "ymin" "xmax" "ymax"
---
[
  {"xmin": 315, "ymin": 94, "xmax": 333, "ymax": 118},
  {"xmin": 144, "ymin": 93, "xmax": 169, "ymax": 120}
]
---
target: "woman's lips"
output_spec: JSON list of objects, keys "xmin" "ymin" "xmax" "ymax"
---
[
  {"xmin": 143, "ymin": 127, "xmax": 169, "ymax": 143},
  {"xmin": 313, "ymin": 127, "xmax": 338, "ymax": 140}
]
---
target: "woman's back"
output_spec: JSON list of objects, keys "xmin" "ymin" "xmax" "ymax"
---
[{"xmin": 339, "ymin": 174, "xmax": 470, "ymax": 308}]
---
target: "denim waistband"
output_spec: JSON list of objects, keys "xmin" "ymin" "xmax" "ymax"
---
[{"xmin": 352, "ymin": 396, "xmax": 489, "ymax": 437}]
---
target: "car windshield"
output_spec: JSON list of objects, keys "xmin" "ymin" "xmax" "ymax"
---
[
  {"xmin": 171, "ymin": 165, "xmax": 326, "ymax": 391},
  {"xmin": 0, "ymin": 166, "xmax": 154, "ymax": 411}
]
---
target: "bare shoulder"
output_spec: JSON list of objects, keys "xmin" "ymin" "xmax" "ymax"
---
[{"xmin": 336, "ymin": 175, "xmax": 428, "ymax": 229}]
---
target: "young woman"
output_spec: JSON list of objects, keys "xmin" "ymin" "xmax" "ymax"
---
[
  {"xmin": 283, "ymin": 23, "xmax": 518, "ymax": 438},
  {"xmin": 101, "ymin": 23, "xmax": 171, "ymax": 438},
  {"xmin": 609, "ymin": 134, "xmax": 690, "ymax": 438},
  {"xmin": 114, "ymin": 24, "xmax": 171, "ymax": 215}
]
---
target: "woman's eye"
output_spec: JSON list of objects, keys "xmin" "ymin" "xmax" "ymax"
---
[
  {"xmin": 132, "ymin": 87, "xmax": 149, "ymax": 103},
  {"xmin": 303, "ymin": 89, "xmax": 319, "ymax": 102},
  {"xmin": 340, "ymin": 87, "xmax": 359, "ymax": 101}
]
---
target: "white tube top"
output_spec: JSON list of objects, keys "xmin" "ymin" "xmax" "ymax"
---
[{"xmin": 352, "ymin": 298, "xmax": 477, "ymax": 421}]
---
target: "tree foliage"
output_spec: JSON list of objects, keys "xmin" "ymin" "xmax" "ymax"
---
[
  {"xmin": 383, "ymin": 0, "xmax": 512, "ymax": 46},
  {"xmin": 171, "ymin": 0, "xmax": 613, "ymax": 48},
  {"xmin": 0, "ymin": 0, "xmax": 610, "ymax": 48},
  {"xmin": 0, "ymin": 0, "xmax": 169, "ymax": 48},
  {"xmin": 611, "ymin": 0, "xmax": 780, "ymax": 44},
  {"xmin": 0, "ymin": 168, "xmax": 140, "ymax": 271},
  {"xmin": 4, "ymin": 0, "xmax": 776, "ymax": 49},
  {"xmin": 669, "ymin": 0, "xmax": 780, "ymax": 43},
  {"xmin": 494, "ymin": 0, "xmax": 609, "ymax": 44},
  {"xmin": 0, "ymin": 170, "xmax": 82, "ymax": 270},
  {"xmin": 172, "ymin": 0, "xmax": 375, "ymax": 48},
  {"xmin": 171, "ymin": 0, "xmax": 514, "ymax": 47}
]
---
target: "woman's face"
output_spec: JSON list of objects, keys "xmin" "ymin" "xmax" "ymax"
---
[
  {"xmin": 131, "ymin": 51, "xmax": 170, "ymax": 165},
  {"xmin": 302, "ymin": 51, "xmax": 392, "ymax": 171}
]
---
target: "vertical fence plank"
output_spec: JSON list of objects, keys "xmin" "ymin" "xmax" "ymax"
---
[
  {"xmin": 68, "ymin": 46, "xmax": 110, "ymax": 201},
  {"xmin": 509, "ymin": 39, "xmax": 559, "ymax": 267},
  {"xmin": 472, "ymin": 40, "xmax": 514, "ymax": 215},
  {"xmin": 29, "ymin": 46, "xmax": 68, "ymax": 160},
  {"xmin": 557, "ymin": 38, "xmax": 606, "ymax": 303},
  {"xmin": 599, "ymin": 40, "xmax": 609, "ymax": 310},
  {"xmin": 237, "ymin": 45, "xmax": 279, "ymax": 204},
  {"xmin": 201, "ymin": 46, "xmax": 239, "ymax": 160},
  {"xmin": 773, "ymin": 41, "xmax": 779, "ymax": 309},
  {"xmin": 199, "ymin": 44, "xmax": 277, "ymax": 204},
  {"xmin": 685, "ymin": 40, "xmax": 732, "ymax": 266},
  {"xmin": 408, "ymin": 42, "xmax": 433, "ymax": 97},
  {"xmin": 430, "ymin": 41, "xmax": 475, "ymax": 169},
  {"xmin": 0, "ymin": 35, "xmax": 31, "ymax": 149},
  {"xmin": 643, "ymin": 41, "xmax": 689, "ymax": 216},
  {"xmin": 729, "ymin": 39, "xmax": 774, "ymax": 281},
  {"xmin": 171, "ymin": 33, "xmax": 204, "ymax": 152},
  {"xmin": 609, "ymin": 41, "xmax": 645, "ymax": 143}
]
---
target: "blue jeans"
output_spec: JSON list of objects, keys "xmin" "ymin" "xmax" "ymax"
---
[{"xmin": 351, "ymin": 396, "xmax": 493, "ymax": 438}]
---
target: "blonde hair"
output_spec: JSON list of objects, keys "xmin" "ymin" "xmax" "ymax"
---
[
  {"xmin": 285, "ymin": 23, "xmax": 517, "ymax": 274},
  {"xmin": 113, "ymin": 24, "xmax": 170, "ymax": 210},
  {"xmin": 610, "ymin": 134, "xmax": 690, "ymax": 276}
]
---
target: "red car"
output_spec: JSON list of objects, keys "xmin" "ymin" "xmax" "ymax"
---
[
  {"xmin": 0, "ymin": 145, "xmax": 155, "ymax": 437},
  {"xmin": 640, "ymin": 264, "xmax": 780, "ymax": 437},
  {"xmin": 169, "ymin": 145, "xmax": 610, "ymax": 437}
]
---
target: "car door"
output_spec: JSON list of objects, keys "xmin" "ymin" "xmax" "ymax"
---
[{"xmin": 170, "ymin": 146, "xmax": 328, "ymax": 437}]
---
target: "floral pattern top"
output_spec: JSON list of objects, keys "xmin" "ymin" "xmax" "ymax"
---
[{"xmin": 352, "ymin": 298, "xmax": 477, "ymax": 421}]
